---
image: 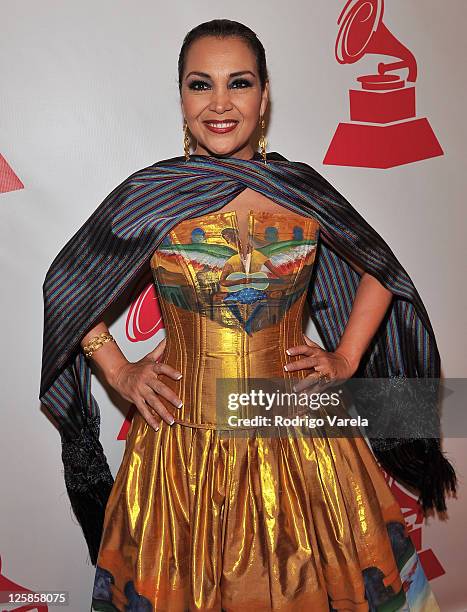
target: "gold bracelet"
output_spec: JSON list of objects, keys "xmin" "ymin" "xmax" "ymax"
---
[{"xmin": 82, "ymin": 332, "xmax": 115, "ymax": 358}]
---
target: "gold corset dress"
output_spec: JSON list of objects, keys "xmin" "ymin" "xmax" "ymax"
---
[
  {"xmin": 92, "ymin": 209, "xmax": 441, "ymax": 612},
  {"xmin": 149, "ymin": 209, "xmax": 320, "ymax": 429}
]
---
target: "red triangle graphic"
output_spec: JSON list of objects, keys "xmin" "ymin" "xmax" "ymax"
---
[{"xmin": 0, "ymin": 154, "xmax": 24, "ymax": 194}]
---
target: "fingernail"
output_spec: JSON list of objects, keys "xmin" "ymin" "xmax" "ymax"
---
[
  {"xmin": 154, "ymin": 426, "xmax": 159, "ymax": 432},
  {"xmin": 286, "ymin": 349, "xmax": 291, "ymax": 355},
  {"xmin": 169, "ymin": 418, "xmax": 175, "ymax": 425},
  {"xmin": 177, "ymin": 401, "xmax": 183, "ymax": 408},
  {"xmin": 283, "ymin": 364, "xmax": 289, "ymax": 371},
  {"xmin": 176, "ymin": 373, "xmax": 183, "ymax": 380}
]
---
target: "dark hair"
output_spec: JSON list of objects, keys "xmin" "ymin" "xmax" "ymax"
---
[{"xmin": 178, "ymin": 19, "xmax": 269, "ymax": 93}]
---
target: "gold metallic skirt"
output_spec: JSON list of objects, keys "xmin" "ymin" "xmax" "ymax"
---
[{"xmin": 91, "ymin": 413, "xmax": 440, "ymax": 611}]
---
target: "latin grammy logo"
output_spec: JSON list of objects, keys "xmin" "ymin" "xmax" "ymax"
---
[{"xmin": 323, "ymin": 0, "xmax": 444, "ymax": 168}]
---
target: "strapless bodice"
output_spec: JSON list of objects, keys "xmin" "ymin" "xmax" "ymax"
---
[{"xmin": 150, "ymin": 208, "xmax": 320, "ymax": 429}]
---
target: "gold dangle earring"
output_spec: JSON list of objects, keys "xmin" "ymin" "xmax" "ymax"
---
[
  {"xmin": 258, "ymin": 116, "xmax": 267, "ymax": 164},
  {"xmin": 183, "ymin": 119, "xmax": 191, "ymax": 161}
]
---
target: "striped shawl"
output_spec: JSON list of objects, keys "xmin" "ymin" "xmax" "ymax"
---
[{"xmin": 40, "ymin": 151, "xmax": 457, "ymax": 564}]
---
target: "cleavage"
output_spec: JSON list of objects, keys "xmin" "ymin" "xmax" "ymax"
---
[
  {"xmin": 218, "ymin": 188, "xmax": 295, "ymax": 259},
  {"xmin": 229, "ymin": 209, "xmax": 253, "ymax": 260}
]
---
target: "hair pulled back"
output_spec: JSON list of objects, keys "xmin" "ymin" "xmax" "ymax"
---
[{"xmin": 178, "ymin": 19, "xmax": 269, "ymax": 92}]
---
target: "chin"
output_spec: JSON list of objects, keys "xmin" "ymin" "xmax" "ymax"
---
[
  {"xmin": 204, "ymin": 142, "xmax": 238, "ymax": 155},
  {"xmin": 210, "ymin": 137, "xmax": 250, "ymax": 155}
]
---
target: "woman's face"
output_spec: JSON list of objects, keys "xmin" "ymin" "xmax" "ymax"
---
[{"xmin": 180, "ymin": 36, "xmax": 269, "ymax": 160}]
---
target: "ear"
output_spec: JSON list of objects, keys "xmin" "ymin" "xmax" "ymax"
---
[{"xmin": 260, "ymin": 81, "xmax": 269, "ymax": 117}]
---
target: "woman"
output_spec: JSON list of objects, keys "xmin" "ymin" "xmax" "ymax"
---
[{"xmin": 39, "ymin": 19, "xmax": 457, "ymax": 612}]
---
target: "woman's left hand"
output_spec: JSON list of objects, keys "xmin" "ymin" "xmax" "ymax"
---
[{"xmin": 284, "ymin": 334, "xmax": 358, "ymax": 392}]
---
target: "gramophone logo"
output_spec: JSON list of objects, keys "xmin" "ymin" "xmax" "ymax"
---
[{"xmin": 324, "ymin": 0, "xmax": 444, "ymax": 168}]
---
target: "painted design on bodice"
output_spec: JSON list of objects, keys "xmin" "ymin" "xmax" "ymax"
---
[{"xmin": 150, "ymin": 209, "xmax": 319, "ymax": 335}]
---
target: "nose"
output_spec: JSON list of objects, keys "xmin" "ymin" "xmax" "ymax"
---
[{"xmin": 209, "ymin": 86, "xmax": 233, "ymax": 114}]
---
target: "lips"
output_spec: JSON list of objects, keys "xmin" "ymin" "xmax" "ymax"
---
[{"xmin": 203, "ymin": 120, "xmax": 239, "ymax": 134}]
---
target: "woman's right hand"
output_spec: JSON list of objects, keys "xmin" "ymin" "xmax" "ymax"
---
[{"xmin": 108, "ymin": 337, "xmax": 183, "ymax": 431}]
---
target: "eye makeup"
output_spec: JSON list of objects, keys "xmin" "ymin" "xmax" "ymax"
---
[{"xmin": 187, "ymin": 78, "xmax": 254, "ymax": 91}]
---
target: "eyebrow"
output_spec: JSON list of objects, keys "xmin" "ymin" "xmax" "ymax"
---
[{"xmin": 184, "ymin": 70, "xmax": 256, "ymax": 80}]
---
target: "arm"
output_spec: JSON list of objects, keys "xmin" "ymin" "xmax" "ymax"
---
[
  {"xmin": 319, "ymin": 232, "xmax": 393, "ymax": 371},
  {"xmin": 81, "ymin": 321, "xmax": 129, "ymax": 390},
  {"xmin": 219, "ymin": 262, "xmax": 244, "ymax": 287},
  {"xmin": 286, "ymin": 237, "xmax": 394, "ymax": 381},
  {"xmin": 333, "ymin": 273, "xmax": 393, "ymax": 372},
  {"xmin": 81, "ymin": 320, "xmax": 183, "ymax": 429}
]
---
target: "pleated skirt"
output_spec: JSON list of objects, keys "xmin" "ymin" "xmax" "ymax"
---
[{"xmin": 91, "ymin": 412, "xmax": 441, "ymax": 611}]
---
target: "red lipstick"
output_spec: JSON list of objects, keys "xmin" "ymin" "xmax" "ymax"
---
[{"xmin": 203, "ymin": 120, "xmax": 239, "ymax": 134}]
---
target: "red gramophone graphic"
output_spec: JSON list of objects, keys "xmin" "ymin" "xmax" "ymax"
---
[
  {"xmin": 0, "ymin": 554, "xmax": 48, "ymax": 611},
  {"xmin": 118, "ymin": 280, "xmax": 165, "ymax": 440},
  {"xmin": 381, "ymin": 472, "xmax": 446, "ymax": 581},
  {"xmin": 0, "ymin": 154, "xmax": 24, "ymax": 194},
  {"xmin": 125, "ymin": 280, "xmax": 164, "ymax": 343},
  {"xmin": 323, "ymin": 0, "xmax": 443, "ymax": 168}
]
